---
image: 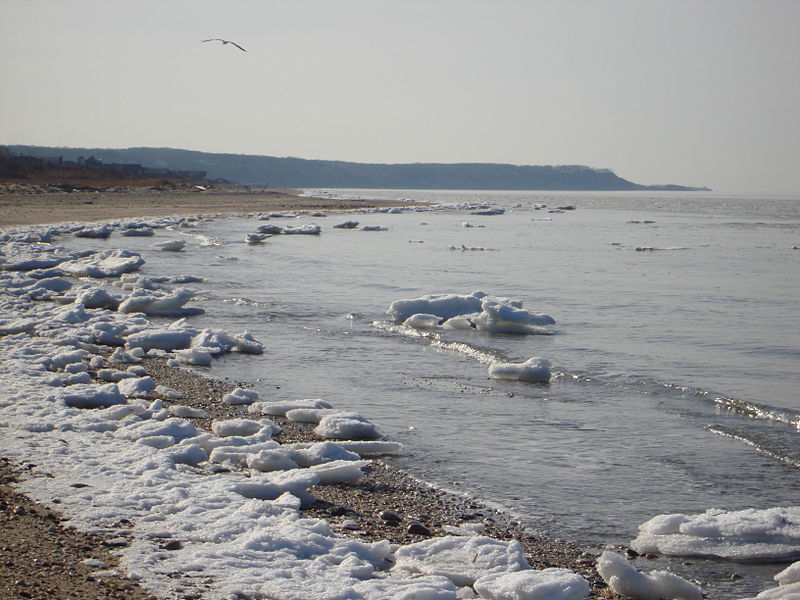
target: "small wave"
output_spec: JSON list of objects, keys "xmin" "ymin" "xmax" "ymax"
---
[
  {"xmin": 706, "ymin": 425, "xmax": 800, "ymax": 468},
  {"xmin": 223, "ymin": 297, "xmax": 273, "ymax": 308},
  {"xmin": 628, "ymin": 379, "xmax": 800, "ymax": 428},
  {"xmin": 371, "ymin": 320, "xmax": 503, "ymax": 365}
]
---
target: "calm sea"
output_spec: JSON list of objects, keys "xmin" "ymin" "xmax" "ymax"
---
[{"xmin": 64, "ymin": 189, "xmax": 800, "ymax": 597}]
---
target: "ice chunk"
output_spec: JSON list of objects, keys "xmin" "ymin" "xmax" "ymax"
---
[
  {"xmin": 209, "ymin": 441, "xmax": 281, "ymax": 467},
  {"xmin": 124, "ymin": 328, "xmax": 197, "ymax": 353},
  {"xmin": 596, "ymin": 551, "xmax": 702, "ymax": 600},
  {"xmin": 314, "ymin": 412, "xmax": 383, "ymax": 440},
  {"xmin": 291, "ymin": 441, "xmax": 360, "ymax": 467},
  {"xmin": 120, "ymin": 227, "xmax": 155, "ymax": 237},
  {"xmin": 246, "ymin": 448, "xmax": 299, "ymax": 472},
  {"xmin": 387, "ymin": 291, "xmax": 485, "ymax": 323},
  {"xmin": 489, "ymin": 358, "xmax": 552, "ymax": 383},
  {"xmin": 748, "ymin": 581, "xmax": 800, "ymax": 600},
  {"xmin": 222, "ymin": 387, "xmax": 260, "ymax": 405},
  {"xmin": 174, "ymin": 347, "xmax": 214, "ymax": 366},
  {"xmin": 46, "ymin": 349, "xmax": 90, "ymax": 370},
  {"xmin": 284, "ymin": 407, "xmax": 339, "ymax": 424},
  {"xmin": 333, "ymin": 220, "xmax": 359, "ymax": 229},
  {"xmin": 392, "ymin": 535, "xmax": 529, "ymax": 587},
  {"xmin": 308, "ymin": 459, "xmax": 370, "ymax": 483},
  {"xmin": 163, "ymin": 404, "xmax": 203, "ymax": 420},
  {"xmin": 775, "ymin": 561, "xmax": 800, "ymax": 585},
  {"xmin": 61, "ymin": 249, "xmax": 144, "ymax": 278},
  {"xmin": 474, "ymin": 568, "xmax": 590, "ymax": 600},
  {"xmin": 283, "ymin": 224, "xmax": 321, "ymax": 235},
  {"xmin": 118, "ymin": 288, "xmax": 203, "ymax": 317},
  {"xmin": 630, "ymin": 507, "xmax": 800, "ymax": 561},
  {"xmin": 117, "ymin": 376, "xmax": 156, "ymax": 398},
  {"xmin": 245, "ymin": 233, "xmax": 270, "ymax": 244},
  {"xmin": 211, "ymin": 419, "xmax": 271, "ymax": 438},
  {"xmin": 248, "ymin": 398, "xmax": 333, "ymax": 417},
  {"xmin": 97, "ymin": 368, "xmax": 137, "ymax": 382},
  {"xmin": 62, "ymin": 383, "xmax": 127, "ymax": 409},
  {"xmin": 154, "ymin": 240, "xmax": 185, "ymax": 251},
  {"xmin": 403, "ymin": 313, "xmax": 442, "ymax": 329},
  {"xmin": 74, "ymin": 225, "xmax": 113, "ymax": 238},
  {"xmin": 256, "ymin": 223, "xmax": 284, "ymax": 234}
]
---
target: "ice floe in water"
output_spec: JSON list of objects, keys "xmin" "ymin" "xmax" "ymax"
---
[
  {"xmin": 596, "ymin": 551, "xmax": 702, "ymax": 600},
  {"xmin": 154, "ymin": 239, "xmax": 186, "ymax": 251},
  {"xmin": 489, "ymin": 357, "xmax": 552, "ymax": 384},
  {"xmin": 388, "ymin": 290, "xmax": 555, "ymax": 335},
  {"xmin": 630, "ymin": 507, "xmax": 800, "ymax": 561}
]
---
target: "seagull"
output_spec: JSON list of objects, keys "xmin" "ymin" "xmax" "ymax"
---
[{"xmin": 201, "ymin": 38, "xmax": 247, "ymax": 52}]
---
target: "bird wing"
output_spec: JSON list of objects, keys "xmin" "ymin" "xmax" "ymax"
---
[
  {"xmin": 229, "ymin": 41, "xmax": 247, "ymax": 52},
  {"xmin": 201, "ymin": 38, "xmax": 223, "ymax": 43}
]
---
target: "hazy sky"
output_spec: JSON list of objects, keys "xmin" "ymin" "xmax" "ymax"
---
[{"xmin": 2, "ymin": 0, "xmax": 798, "ymax": 193}]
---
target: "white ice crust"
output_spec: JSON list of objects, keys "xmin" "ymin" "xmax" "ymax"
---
[
  {"xmin": 630, "ymin": 507, "xmax": 800, "ymax": 561},
  {"xmin": 596, "ymin": 551, "xmax": 702, "ymax": 600}
]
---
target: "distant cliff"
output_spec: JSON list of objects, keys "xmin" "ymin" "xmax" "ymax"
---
[{"xmin": 5, "ymin": 146, "xmax": 710, "ymax": 191}]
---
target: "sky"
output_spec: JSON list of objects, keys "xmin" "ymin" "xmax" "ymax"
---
[{"xmin": 1, "ymin": 0, "xmax": 798, "ymax": 193}]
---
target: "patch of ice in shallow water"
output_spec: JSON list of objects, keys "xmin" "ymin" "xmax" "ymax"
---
[
  {"xmin": 596, "ymin": 551, "xmax": 702, "ymax": 600},
  {"xmin": 489, "ymin": 357, "xmax": 552, "ymax": 383},
  {"xmin": 630, "ymin": 507, "xmax": 800, "ymax": 561},
  {"xmin": 387, "ymin": 291, "xmax": 554, "ymax": 335}
]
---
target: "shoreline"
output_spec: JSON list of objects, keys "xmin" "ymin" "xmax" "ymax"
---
[
  {"xmin": 1, "ymin": 356, "xmax": 614, "ymax": 600},
  {"xmin": 0, "ymin": 191, "xmax": 706, "ymax": 599},
  {"xmin": 0, "ymin": 183, "xmax": 423, "ymax": 227}
]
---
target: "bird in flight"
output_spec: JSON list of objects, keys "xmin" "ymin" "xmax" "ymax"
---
[{"xmin": 202, "ymin": 38, "xmax": 247, "ymax": 52}]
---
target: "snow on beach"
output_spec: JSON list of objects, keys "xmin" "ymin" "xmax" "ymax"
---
[{"xmin": 2, "ymin": 211, "xmax": 799, "ymax": 600}]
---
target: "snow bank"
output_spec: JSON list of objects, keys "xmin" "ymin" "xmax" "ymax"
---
[
  {"xmin": 596, "ymin": 551, "xmax": 702, "ymax": 600},
  {"xmin": 489, "ymin": 358, "xmax": 552, "ymax": 384},
  {"xmin": 630, "ymin": 507, "xmax": 800, "ymax": 561}
]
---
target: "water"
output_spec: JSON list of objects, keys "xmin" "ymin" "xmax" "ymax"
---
[{"xmin": 65, "ymin": 190, "xmax": 800, "ymax": 597}]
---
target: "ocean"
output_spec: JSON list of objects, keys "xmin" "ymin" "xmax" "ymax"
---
[{"xmin": 60, "ymin": 189, "xmax": 799, "ymax": 597}]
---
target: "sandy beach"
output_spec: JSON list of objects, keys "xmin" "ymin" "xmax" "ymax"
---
[
  {"xmin": 0, "ymin": 183, "xmax": 420, "ymax": 227},
  {"xmin": 0, "ymin": 187, "xmax": 629, "ymax": 600}
]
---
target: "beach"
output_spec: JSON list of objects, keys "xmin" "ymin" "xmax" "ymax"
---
[
  {"xmin": 3, "ymin": 187, "xmax": 797, "ymax": 600},
  {"xmin": 0, "ymin": 187, "xmax": 622, "ymax": 600},
  {"xmin": 0, "ymin": 183, "xmax": 419, "ymax": 227}
]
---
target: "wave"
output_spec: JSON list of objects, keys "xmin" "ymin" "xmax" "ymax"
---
[
  {"xmin": 370, "ymin": 320, "xmax": 504, "ymax": 365},
  {"xmin": 706, "ymin": 425, "xmax": 800, "ymax": 468}
]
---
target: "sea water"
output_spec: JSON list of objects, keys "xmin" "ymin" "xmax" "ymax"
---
[{"xmin": 62, "ymin": 190, "xmax": 799, "ymax": 597}]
